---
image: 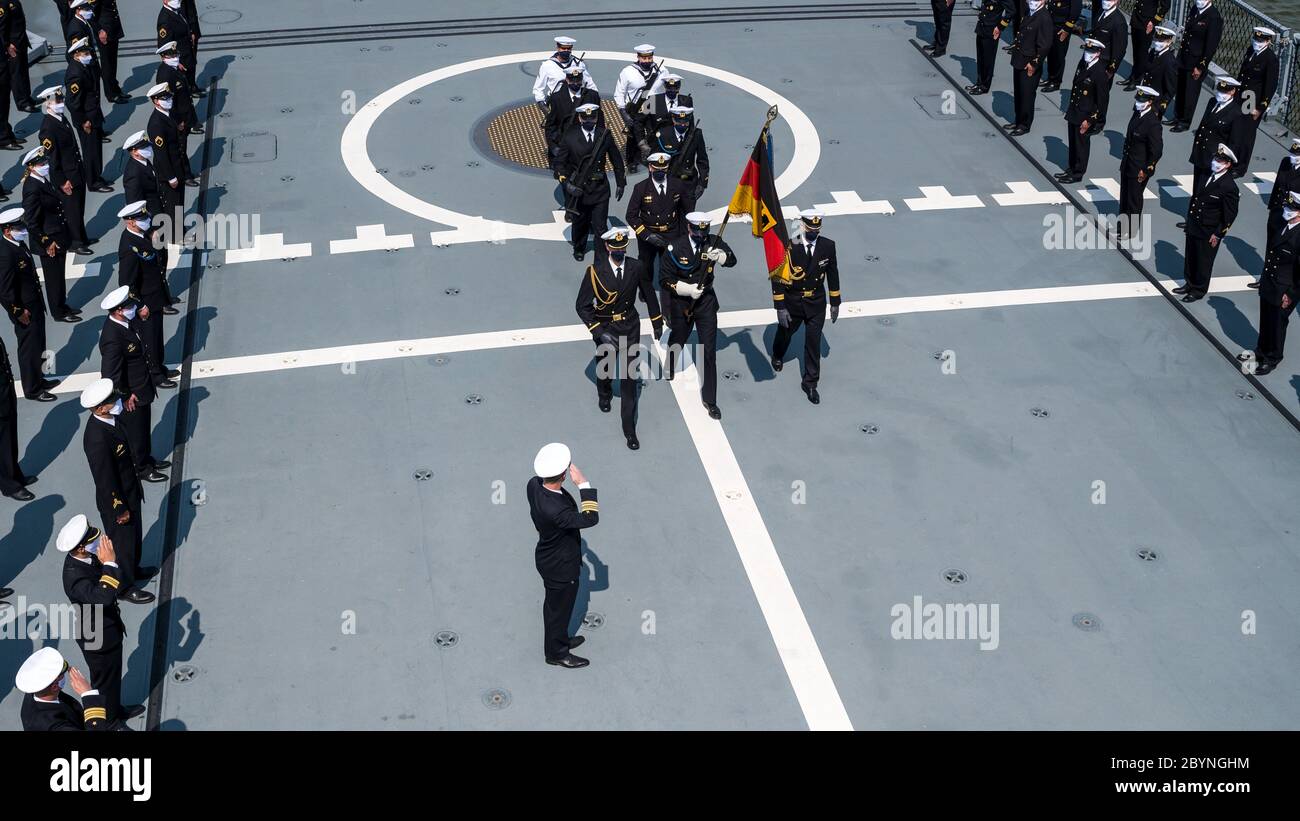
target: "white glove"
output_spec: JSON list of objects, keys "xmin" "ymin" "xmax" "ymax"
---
[
  {"xmin": 672, "ymin": 281, "xmax": 695, "ymax": 297},
  {"xmin": 685, "ymin": 283, "xmax": 704, "ymax": 299},
  {"xmin": 704, "ymin": 248, "xmax": 728, "ymax": 265}
]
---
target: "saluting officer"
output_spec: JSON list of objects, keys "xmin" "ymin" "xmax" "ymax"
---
[
  {"xmin": 527, "ymin": 442, "xmax": 598, "ymax": 669},
  {"xmin": 80, "ymin": 377, "xmax": 156, "ymax": 603},
  {"xmin": 660, "ymin": 212, "xmax": 736, "ymax": 420},
  {"xmin": 647, "ymin": 73, "xmax": 693, "ymax": 132},
  {"xmin": 923, "ymin": 0, "xmax": 955, "ymax": 57},
  {"xmin": 576, "ymin": 227, "xmax": 662, "ymax": 450},
  {"xmin": 37, "ymin": 85, "xmax": 95, "ymax": 255},
  {"xmin": 0, "ymin": 334, "xmax": 37, "ymax": 501},
  {"xmin": 3, "ymin": 2, "xmax": 37, "ymax": 112},
  {"xmin": 99, "ymin": 285, "xmax": 173, "ymax": 480},
  {"xmin": 626, "ymin": 151, "xmax": 689, "ymax": 314},
  {"xmin": 1262, "ymin": 138, "xmax": 1300, "ymax": 242},
  {"xmin": 614, "ymin": 44, "xmax": 663, "ymax": 173},
  {"xmin": 1188, "ymin": 75, "xmax": 1246, "ymax": 195},
  {"xmin": 1006, "ymin": 0, "xmax": 1053, "ymax": 135},
  {"xmin": 117, "ymin": 201, "xmax": 178, "ymax": 384},
  {"xmin": 158, "ymin": 0, "xmax": 198, "ymax": 93},
  {"xmin": 156, "ymin": 42, "xmax": 201, "ymax": 184},
  {"xmin": 1118, "ymin": 86, "xmax": 1163, "ymax": 228},
  {"xmin": 1040, "ymin": 0, "xmax": 1082, "ymax": 94},
  {"xmin": 1235, "ymin": 27, "xmax": 1279, "ymax": 179},
  {"xmin": 57, "ymin": 514, "xmax": 144, "ymax": 724},
  {"xmin": 1141, "ymin": 25, "xmax": 1178, "ymax": 115},
  {"xmin": 544, "ymin": 64, "xmax": 602, "ymax": 178},
  {"xmin": 1175, "ymin": 143, "xmax": 1239, "ymax": 303},
  {"xmin": 0, "ymin": 205, "xmax": 58, "ymax": 402},
  {"xmin": 1055, "ymin": 38, "xmax": 1109, "ymax": 184},
  {"xmin": 1241, "ymin": 191, "xmax": 1300, "ymax": 375},
  {"xmin": 1170, "ymin": 0, "xmax": 1223, "ymax": 132},
  {"xmin": 15, "ymin": 646, "xmax": 113, "ymax": 730},
  {"xmin": 65, "ymin": 38, "xmax": 112, "ymax": 193},
  {"xmin": 1121, "ymin": 0, "xmax": 1168, "ymax": 90},
  {"xmin": 533, "ymin": 35, "xmax": 595, "ymax": 109},
  {"xmin": 95, "ymin": 0, "xmax": 126, "ymax": 102},
  {"xmin": 146, "ymin": 81, "xmax": 186, "ymax": 218},
  {"xmin": 20, "ymin": 145, "xmax": 81, "ymax": 321},
  {"xmin": 967, "ymin": 0, "xmax": 1010, "ymax": 96},
  {"xmin": 557, "ymin": 102, "xmax": 626, "ymax": 261},
  {"xmin": 771, "ymin": 209, "xmax": 841, "ymax": 405},
  {"xmin": 653, "ymin": 105, "xmax": 707, "ymax": 211}
]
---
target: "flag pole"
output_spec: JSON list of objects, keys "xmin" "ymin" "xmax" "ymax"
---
[{"xmin": 715, "ymin": 104, "xmax": 780, "ymax": 243}]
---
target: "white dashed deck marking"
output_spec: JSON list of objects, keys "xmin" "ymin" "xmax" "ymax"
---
[
  {"xmin": 223, "ymin": 233, "xmax": 312, "ymax": 264},
  {"xmin": 330, "ymin": 224, "xmax": 416, "ymax": 254},
  {"xmin": 992, "ymin": 180, "xmax": 1068, "ymax": 206},
  {"xmin": 904, "ymin": 185, "xmax": 984, "ymax": 211}
]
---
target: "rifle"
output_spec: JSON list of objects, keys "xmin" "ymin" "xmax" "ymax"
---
[
  {"xmin": 668, "ymin": 118, "xmax": 702, "ymax": 182},
  {"xmin": 623, "ymin": 58, "xmax": 664, "ymax": 119},
  {"xmin": 563, "ymin": 126, "xmax": 612, "ymax": 222}
]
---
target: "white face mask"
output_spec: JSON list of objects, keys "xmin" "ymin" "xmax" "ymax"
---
[
  {"xmin": 10, "ymin": 228, "xmax": 28, "ymax": 242},
  {"xmin": 49, "ymin": 101, "xmax": 65, "ymax": 115},
  {"xmin": 1134, "ymin": 100, "xmax": 1150, "ymax": 112},
  {"xmin": 1102, "ymin": 0, "xmax": 1116, "ymax": 9},
  {"xmin": 1196, "ymin": 0, "xmax": 1210, "ymax": 9},
  {"xmin": 109, "ymin": 398, "xmax": 124, "ymax": 416},
  {"xmin": 158, "ymin": 98, "xmax": 174, "ymax": 111},
  {"xmin": 1027, "ymin": 0, "xmax": 1042, "ymax": 11},
  {"xmin": 1252, "ymin": 39, "xmax": 1269, "ymax": 53},
  {"xmin": 166, "ymin": 0, "xmax": 181, "ymax": 8},
  {"xmin": 137, "ymin": 146, "xmax": 154, "ymax": 161},
  {"xmin": 1211, "ymin": 158, "xmax": 1228, "ymax": 174},
  {"xmin": 76, "ymin": 54, "xmax": 92, "ymax": 65},
  {"xmin": 1284, "ymin": 207, "xmax": 1300, "ymax": 222},
  {"xmin": 85, "ymin": 537, "xmax": 101, "ymax": 555},
  {"xmin": 78, "ymin": 9, "xmax": 93, "ymax": 19},
  {"xmin": 164, "ymin": 57, "xmax": 180, "ymax": 68},
  {"xmin": 134, "ymin": 216, "xmax": 152, "ymax": 231},
  {"xmin": 122, "ymin": 305, "xmax": 138, "ymax": 320},
  {"xmin": 33, "ymin": 163, "xmax": 50, "ymax": 178},
  {"xmin": 1215, "ymin": 90, "xmax": 1232, "ymax": 105},
  {"xmin": 1290, "ymin": 150, "xmax": 1300, "ymax": 167}
]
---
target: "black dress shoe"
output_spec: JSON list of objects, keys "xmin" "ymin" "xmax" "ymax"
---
[
  {"xmin": 930, "ymin": 49, "xmax": 946, "ymax": 57},
  {"xmin": 119, "ymin": 704, "xmax": 146, "ymax": 720},
  {"xmin": 162, "ymin": 305, "xmax": 180, "ymax": 315},
  {"xmin": 26, "ymin": 391, "xmax": 55, "ymax": 402},
  {"xmin": 703, "ymin": 401, "xmax": 722, "ymax": 420},
  {"xmin": 90, "ymin": 183, "xmax": 113, "ymax": 193},
  {"xmin": 4, "ymin": 488, "xmax": 35, "ymax": 502},
  {"xmin": 1180, "ymin": 293, "xmax": 1202, "ymax": 302},
  {"xmin": 771, "ymin": 355, "xmax": 782, "ymax": 372},
  {"xmin": 572, "ymin": 248, "xmax": 585, "ymax": 261},
  {"xmin": 69, "ymin": 245, "xmax": 94, "ymax": 255},
  {"xmin": 16, "ymin": 104, "xmax": 37, "ymax": 113},
  {"xmin": 1247, "ymin": 280, "xmax": 1260, "ymax": 289},
  {"xmin": 56, "ymin": 313, "xmax": 82, "ymax": 323},
  {"xmin": 41, "ymin": 378, "xmax": 61, "ymax": 390},
  {"xmin": 120, "ymin": 589, "xmax": 156, "ymax": 604},
  {"xmin": 185, "ymin": 178, "xmax": 200, "ymax": 188},
  {"xmin": 1254, "ymin": 361, "xmax": 1278, "ymax": 375},
  {"xmin": 1009, "ymin": 126, "xmax": 1029, "ymax": 136},
  {"xmin": 626, "ymin": 434, "xmax": 639, "ymax": 451},
  {"xmin": 113, "ymin": 94, "xmax": 131, "ymax": 104},
  {"xmin": 598, "ymin": 396, "xmax": 611, "ymax": 413},
  {"xmin": 1171, "ymin": 285, "xmax": 1189, "ymax": 294},
  {"xmin": 152, "ymin": 459, "xmax": 172, "ymax": 470},
  {"xmin": 140, "ymin": 470, "xmax": 169, "ymax": 483},
  {"xmin": 1170, "ymin": 124, "xmax": 1188, "ymax": 133},
  {"xmin": 99, "ymin": 135, "xmax": 112, "ymax": 144},
  {"xmin": 1175, "ymin": 222, "xmax": 1186, "ymax": 228},
  {"xmin": 166, "ymin": 368, "xmax": 181, "ymax": 379},
  {"xmin": 0, "ymin": 140, "xmax": 25, "ymax": 150},
  {"xmin": 156, "ymin": 379, "xmax": 178, "ymax": 389},
  {"xmin": 803, "ymin": 385, "xmax": 820, "ymax": 405},
  {"xmin": 191, "ymin": 125, "xmax": 204, "ymax": 135},
  {"xmin": 546, "ymin": 653, "xmax": 589, "ymax": 668},
  {"xmin": 1001, "ymin": 123, "xmax": 1018, "ymax": 131},
  {"xmin": 0, "ymin": 586, "xmax": 12, "ymax": 599},
  {"xmin": 1041, "ymin": 83, "xmax": 1060, "ymax": 93},
  {"xmin": 567, "ymin": 635, "xmax": 585, "ymax": 649}
]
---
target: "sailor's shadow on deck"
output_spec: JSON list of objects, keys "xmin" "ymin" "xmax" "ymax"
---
[
  {"xmin": 123, "ymin": 596, "xmax": 203, "ymax": 707},
  {"xmin": 0, "ymin": 495, "xmax": 64, "ymax": 591},
  {"xmin": 54, "ymin": 315, "xmax": 105, "ymax": 376},
  {"xmin": 123, "ymin": 63, "xmax": 160, "ymax": 97},
  {"xmin": 1103, "ymin": 129, "xmax": 1125, "ymax": 161},
  {"xmin": 22, "ymin": 400, "xmax": 81, "ymax": 476},
  {"xmin": 951, "ymin": 54, "xmax": 978, "ymax": 85},
  {"xmin": 1223, "ymin": 235, "xmax": 1264, "ymax": 276},
  {"xmin": 1206, "ymin": 295, "xmax": 1259, "ymax": 351},
  {"xmin": 1153, "ymin": 238, "xmax": 1182, "ymax": 280},
  {"xmin": 166, "ymin": 305, "xmax": 218, "ymax": 361},
  {"xmin": 1042, "ymin": 134, "xmax": 1067, "ymax": 170},
  {"xmin": 569, "ymin": 542, "xmax": 609, "ymax": 637},
  {"xmin": 991, "ymin": 90, "xmax": 1015, "ymax": 123},
  {"xmin": 151, "ymin": 384, "xmax": 210, "ymax": 459},
  {"xmin": 199, "ymin": 57, "xmax": 236, "ymax": 93}
]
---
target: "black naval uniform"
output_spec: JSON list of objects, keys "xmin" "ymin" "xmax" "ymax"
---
[
  {"xmin": 1266, "ymin": 155, "xmax": 1300, "ymax": 238},
  {"xmin": 772, "ymin": 235, "xmax": 841, "ymax": 393},
  {"xmin": 1090, "ymin": 2, "xmax": 1127, "ymax": 96},
  {"xmin": 83, "ymin": 412, "xmax": 144, "ymax": 591},
  {"xmin": 0, "ymin": 336, "xmax": 30, "ymax": 496},
  {"xmin": 1253, "ymin": 217, "xmax": 1300, "ymax": 368},
  {"xmin": 625, "ymin": 172, "xmax": 690, "ymax": 313},
  {"xmin": 1235, "ymin": 42, "xmax": 1279, "ymax": 178},
  {"xmin": 526, "ymin": 476, "xmax": 598, "ymax": 662},
  {"xmin": 95, "ymin": 0, "xmax": 125, "ymax": 100},
  {"xmin": 63, "ymin": 9, "xmax": 98, "ymax": 64},
  {"xmin": 124, "ymin": 153, "xmax": 164, "ymax": 216},
  {"xmin": 929, "ymin": 0, "xmax": 955, "ymax": 54},
  {"xmin": 148, "ymin": 105, "xmax": 185, "ymax": 218},
  {"xmin": 1181, "ymin": 169, "xmax": 1238, "ymax": 299},
  {"xmin": 156, "ymin": 59, "xmax": 198, "ymax": 179},
  {"xmin": 63, "ymin": 549, "xmax": 128, "ymax": 721},
  {"xmin": 21, "ymin": 168, "xmax": 74, "ymax": 320},
  {"xmin": 53, "ymin": 0, "xmax": 70, "ymax": 28},
  {"xmin": 974, "ymin": 1, "xmax": 1011, "ymax": 91},
  {"xmin": 1010, "ymin": 5, "xmax": 1053, "ymax": 130},
  {"xmin": 0, "ymin": 232, "xmax": 46, "ymax": 396},
  {"xmin": 1064, "ymin": 55, "xmax": 1109, "ymax": 177},
  {"xmin": 21, "ymin": 689, "xmax": 111, "ymax": 730},
  {"xmin": 575, "ymin": 254, "xmax": 662, "ymax": 437},
  {"xmin": 182, "ymin": 0, "xmax": 203, "ymax": 87},
  {"xmin": 1119, "ymin": 102, "xmax": 1162, "ymax": 220},
  {"xmin": 1, "ymin": 1, "xmax": 34, "ymax": 109},
  {"xmin": 1044, "ymin": 0, "xmax": 1082, "ymax": 89},
  {"xmin": 543, "ymin": 83, "xmax": 602, "ymax": 174},
  {"xmin": 1125, "ymin": 0, "xmax": 1168, "ymax": 85},
  {"xmin": 647, "ymin": 88, "xmax": 693, "ymax": 133},
  {"xmin": 100, "ymin": 314, "xmax": 164, "ymax": 477},
  {"xmin": 157, "ymin": 2, "xmax": 197, "ymax": 90},
  {"xmin": 653, "ymin": 121, "xmax": 708, "ymax": 212},
  {"xmin": 556, "ymin": 124, "xmax": 625, "ymax": 257},
  {"xmin": 659, "ymin": 231, "xmax": 737, "ymax": 410},
  {"xmin": 1189, "ymin": 94, "xmax": 1246, "ymax": 194},
  {"xmin": 1172, "ymin": 1, "xmax": 1222, "ymax": 129},
  {"xmin": 0, "ymin": 17, "xmax": 18, "ymax": 148},
  {"xmin": 65, "ymin": 56, "xmax": 107, "ymax": 187},
  {"xmin": 118, "ymin": 227, "xmax": 168, "ymax": 374},
  {"xmin": 39, "ymin": 111, "xmax": 91, "ymax": 249},
  {"xmin": 1141, "ymin": 42, "xmax": 1177, "ymax": 115}
]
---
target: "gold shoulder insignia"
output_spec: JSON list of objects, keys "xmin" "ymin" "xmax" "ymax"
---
[
  {"xmin": 70, "ymin": 82, "xmax": 80, "ymax": 95},
  {"xmin": 41, "ymin": 138, "xmax": 52, "ymax": 150},
  {"xmin": 159, "ymin": 27, "xmax": 167, "ymax": 38},
  {"xmin": 127, "ymin": 343, "xmax": 137, "ymax": 352},
  {"xmin": 115, "ymin": 444, "xmax": 125, "ymax": 455},
  {"xmin": 154, "ymin": 135, "xmax": 165, "ymax": 147}
]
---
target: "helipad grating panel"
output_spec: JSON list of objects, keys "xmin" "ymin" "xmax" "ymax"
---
[
  {"xmin": 485, "ymin": 100, "xmax": 623, "ymax": 172},
  {"xmin": 232, "ymin": 132, "xmax": 277, "ymax": 163}
]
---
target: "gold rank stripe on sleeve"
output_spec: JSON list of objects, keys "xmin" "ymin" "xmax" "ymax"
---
[
  {"xmin": 99, "ymin": 575, "xmax": 120, "ymax": 589},
  {"xmin": 772, "ymin": 292, "xmax": 785, "ymax": 301},
  {"xmin": 83, "ymin": 708, "xmax": 108, "ymax": 721},
  {"xmin": 580, "ymin": 502, "xmax": 599, "ymax": 512},
  {"xmin": 634, "ymin": 224, "xmax": 645, "ymax": 234},
  {"xmin": 829, "ymin": 290, "xmax": 841, "ymax": 297},
  {"xmin": 586, "ymin": 321, "xmax": 600, "ymax": 331}
]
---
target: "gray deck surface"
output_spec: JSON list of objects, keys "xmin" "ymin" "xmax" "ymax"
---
[{"xmin": 2, "ymin": 1, "xmax": 1299, "ymax": 730}]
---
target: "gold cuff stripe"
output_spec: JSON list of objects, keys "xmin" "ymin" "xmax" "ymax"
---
[
  {"xmin": 828, "ymin": 290, "xmax": 841, "ymax": 296},
  {"xmin": 99, "ymin": 575, "xmax": 120, "ymax": 589},
  {"xmin": 84, "ymin": 708, "xmax": 108, "ymax": 720}
]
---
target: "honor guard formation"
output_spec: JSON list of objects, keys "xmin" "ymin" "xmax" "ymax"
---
[{"xmin": 1, "ymin": 0, "xmax": 207, "ymax": 729}]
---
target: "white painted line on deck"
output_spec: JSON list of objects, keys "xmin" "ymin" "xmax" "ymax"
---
[
  {"xmin": 1159, "ymin": 174, "xmax": 1194, "ymax": 199},
  {"xmin": 223, "ymin": 233, "xmax": 312, "ymax": 264},
  {"xmin": 1078, "ymin": 177, "xmax": 1158, "ymax": 202},
  {"xmin": 1244, "ymin": 171, "xmax": 1276, "ymax": 196},
  {"xmin": 813, "ymin": 190, "xmax": 895, "ymax": 217},
  {"xmin": 904, "ymin": 186, "xmax": 983, "ymax": 211},
  {"xmin": 992, "ymin": 180, "xmax": 1068, "ymax": 207},
  {"xmin": 330, "ymin": 224, "xmax": 416, "ymax": 254}
]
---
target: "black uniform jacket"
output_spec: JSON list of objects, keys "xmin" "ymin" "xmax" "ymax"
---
[
  {"xmin": 99, "ymin": 316, "xmax": 158, "ymax": 405},
  {"xmin": 652, "ymin": 124, "xmax": 708, "ymax": 186},
  {"xmin": 544, "ymin": 85, "xmax": 602, "ymax": 147},
  {"xmin": 1177, "ymin": 4, "xmax": 1222, "ymax": 72},
  {"xmin": 555, "ymin": 125, "xmax": 626, "ymax": 191},
  {"xmin": 21, "ymin": 691, "xmax": 111, "ymax": 731},
  {"xmin": 775, "ymin": 237, "xmax": 841, "ymax": 307},
  {"xmin": 1121, "ymin": 107, "xmax": 1163, "ymax": 177},
  {"xmin": 1258, "ymin": 222, "xmax": 1300, "ymax": 308},
  {"xmin": 124, "ymin": 158, "xmax": 164, "ymax": 216},
  {"xmin": 63, "ymin": 553, "xmax": 126, "ymax": 652},
  {"xmin": 0, "ymin": 235, "xmax": 44, "ymax": 323},
  {"xmin": 575, "ymin": 254, "xmax": 661, "ymax": 340},
  {"xmin": 625, "ymin": 175, "xmax": 690, "ymax": 237},
  {"xmin": 1189, "ymin": 97, "xmax": 1247, "ymax": 168},
  {"xmin": 1066, "ymin": 58, "xmax": 1110, "ymax": 126},
  {"xmin": 1011, "ymin": 8, "xmax": 1054, "ymax": 70},
  {"xmin": 83, "ymin": 414, "xmax": 142, "ymax": 515},
  {"xmin": 22, "ymin": 173, "xmax": 70, "ymax": 249},
  {"xmin": 147, "ymin": 108, "xmax": 185, "ymax": 185},
  {"xmin": 527, "ymin": 476, "xmax": 598, "ymax": 582},
  {"xmin": 118, "ymin": 228, "xmax": 166, "ymax": 305},
  {"xmin": 657, "ymin": 231, "xmax": 737, "ymax": 292},
  {"xmin": 1185, "ymin": 171, "xmax": 1239, "ymax": 240}
]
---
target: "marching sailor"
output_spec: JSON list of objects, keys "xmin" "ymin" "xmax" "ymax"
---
[
  {"xmin": 614, "ymin": 44, "xmax": 663, "ymax": 173},
  {"xmin": 533, "ymin": 35, "xmax": 595, "ymax": 108},
  {"xmin": 625, "ymin": 151, "xmax": 689, "ymax": 315},
  {"xmin": 652, "ymin": 105, "xmax": 708, "ymax": 212},
  {"xmin": 771, "ymin": 210, "xmax": 840, "ymax": 405},
  {"xmin": 556, "ymin": 102, "xmax": 626, "ymax": 261},
  {"xmin": 544, "ymin": 64, "xmax": 603, "ymax": 179}
]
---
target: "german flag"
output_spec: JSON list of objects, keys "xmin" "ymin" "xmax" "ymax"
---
[{"xmin": 727, "ymin": 128, "xmax": 791, "ymax": 284}]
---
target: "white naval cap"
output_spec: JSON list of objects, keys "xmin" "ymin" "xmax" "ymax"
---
[
  {"xmin": 147, "ymin": 81, "xmax": 172, "ymax": 98},
  {"xmin": 15, "ymin": 647, "xmax": 66, "ymax": 694},
  {"xmin": 601, "ymin": 227, "xmax": 631, "ymax": 247},
  {"xmin": 36, "ymin": 86, "xmax": 63, "ymax": 101},
  {"xmin": 1290, "ymin": 137, "xmax": 1300, "ymax": 152},
  {"xmin": 22, "ymin": 146, "xmax": 46, "ymax": 166},
  {"xmin": 1154, "ymin": 25, "xmax": 1177, "ymax": 37},
  {"xmin": 57, "ymin": 514, "xmax": 100, "ymax": 553},
  {"xmin": 101, "ymin": 284, "xmax": 133, "ymax": 311},
  {"xmin": 80, "ymin": 377, "xmax": 116, "ymax": 409},
  {"xmin": 554, "ymin": 36, "xmax": 577, "ymax": 47},
  {"xmin": 1253, "ymin": 26, "xmax": 1277, "ymax": 38},
  {"xmin": 799, "ymin": 208, "xmax": 825, "ymax": 225},
  {"xmin": 1216, "ymin": 143, "xmax": 1238, "ymax": 163},
  {"xmin": 1134, "ymin": 85, "xmax": 1161, "ymax": 99},
  {"xmin": 645, "ymin": 151, "xmax": 670, "ymax": 165},
  {"xmin": 123, "ymin": 129, "xmax": 148, "ymax": 150},
  {"xmin": 685, "ymin": 211, "xmax": 711, "ymax": 228},
  {"xmin": 634, "ymin": 44, "xmax": 655, "ymax": 54},
  {"xmin": 533, "ymin": 442, "xmax": 571, "ymax": 477},
  {"xmin": 1082, "ymin": 38, "xmax": 1105, "ymax": 50},
  {"xmin": 669, "ymin": 105, "xmax": 694, "ymax": 116},
  {"xmin": 661, "ymin": 73, "xmax": 682, "ymax": 84},
  {"xmin": 563, "ymin": 63, "xmax": 583, "ymax": 76},
  {"xmin": 1286, "ymin": 190, "xmax": 1300, "ymax": 208},
  {"xmin": 156, "ymin": 41, "xmax": 179, "ymax": 55},
  {"xmin": 574, "ymin": 102, "xmax": 600, "ymax": 114},
  {"xmin": 67, "ymin": 37, "xmax": 91, "ymax": 54},
  {"xmin": 1215, "ymin": 75, "xmax": 1241, "ymax": 88},
  {"xmin": 0, "ymin": 207, "xmax": 25, "ymax": 226},
  {"xmin": 69, "ymin": 0, "xmax": 92, "ymax": 8},
  {"xmin": 118, "ymin": 200, "xmax": 149, "ymax": 219}
]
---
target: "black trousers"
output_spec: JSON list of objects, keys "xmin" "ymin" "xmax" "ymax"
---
[
  {"xmin": 569, "ymin": 187, "xmax": 610, "ymax": 254},
  {"xmin": 1067, "ymin": 123, "xmax": 1094, "ymax": 175},
  {"xmin": 1129, "ymin": 15, "xmax": 1152, "ymax": 81},
  {"xmin": 121, "ymin": 402, "xmax": 156, "ymax": 473},
  {"xmin": 77, "ymin": 124, "xmax": 105, "ymax": 185},
  {"xmin": 9, "ymin": 37, "xmax": 31, "ymax": 106},
  {"xmin": 100, "ymin": 39, "xmax": 122, "ymax": 98},
  {"xmin": 82, "ymin": 643, "xmax": 124, "ymax": 720},
  {"xmin": 101, "ymin": 507, "xmax": 143, "ymax": 591},
  {"xmin": 1119, "ymin": 170, "xmax": 1151, "ymax": 218},
  {"xmin": 0, "ymin": 66, "xmax": 14, "ymax": 143},
  {"xmin": 0, "ymin": 408, "xmax": 27, "ymax": 496},
  {"xmin": 1174, "ymin": 66, "xmax": 1204, "ymax": 125},
  {"xmin": 140, "ymin": 301, "xmax": 167, "ymax": 375},
  {"xmin": 1046, "ymin": 31, "xmax": 1070, "ymax": 86},
  {"xmin": 666, "ymin": 289, "xmax": 719, "ymax": 406},
  {"xmin": 12, "ymin": 314, "xmax": 46, "ymax": 397},
  {"xmin": 1257, "ymin": 292, "xmax": 1296, "ymax": 365},
  {"xmin": 541, "ymin": 576, "xmax": 579, "ymax": 660},
  {"xmin": 593, "ymin": 330, "xmax": 639, "ymax": 436},
  {"xmin": 975, "ymin": 30, "xmax": 999, "ymax": 87},
  {"xmin": 1013, "ymin": 67, "xmax": 1040, "ymax": 128},
  {"xmin": 1237, "ymin": 111, "xmax": 1263, "ymax": 177},
  {"xmin": 1183, "ymin": 233, "xmax": 1220, "ymax": 296},
  {"xmin": 772, "ymin": 298, "xmax": 827, "ymax": 389},
  {"xmin": 619, "ymin": 110, "xmax": 644, "ymax": 168},
  {"xmin": 39, "ymin": 249, "xmax": 71, "ymax": 319},
  {"xmin": 930, "ymin": 0, "xmax": 953, "ymax": 49},
  {"xmin": 162, "ymin": 182, "xmax": 185, "ymax": 222},
  {"xmin": 57, "ymin": 184, "xmax": 90, "ymax": 247}
]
